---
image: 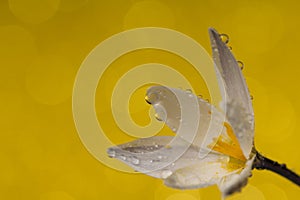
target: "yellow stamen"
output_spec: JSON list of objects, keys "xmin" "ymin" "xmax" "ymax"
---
[{"xmin": 208, "ymin": 122, "xmax": 246, "ymax": 162}]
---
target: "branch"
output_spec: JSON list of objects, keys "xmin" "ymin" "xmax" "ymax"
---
[{"xmin": 253, "ymin": 151, "xmax": 300, "ymax": 186}]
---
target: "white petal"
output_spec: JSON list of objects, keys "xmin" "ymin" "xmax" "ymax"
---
[
  {"xmin": 146, "ymin": 85, "xmax": 202, "ymax": 144},
  {"xmin": 218, "ymin": 155, "xmax": 256, "ymax": 198},
  {"xmin": 108, "ymin": 136, "xmax": 202, "ymax": 175},
  {"xmin": 209, "ymin": 28, "xmax": 254, "ymax": 158},
  {"xmin": 107, "ymin": 85, "xmax": 229, "ymax": 176},
  {"xmin": 107, "ymin": 136, "xmax": 173, "ymax": 173},
  {"xmin": 163, "ymin": 152, "xmax": 232, "ymax": 189},
  {"xmin": 108, "ymin": 134, "xmax": 237, "ymax": 189},
  {"xmin": 146, "ymin": 85, "xmax": 248, "ymax": 162},
  {"xmin": 107, "ymin": 134, "xmax": 244, "ymax": 190},
  {"xmin": 146, "ymin": 85, "xmax": 226, "ymax": 155}
]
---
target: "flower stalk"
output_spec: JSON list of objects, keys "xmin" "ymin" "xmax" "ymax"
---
[{"xmin": 253, "ymin": 151, "xmax": 300, "ymax": 186}]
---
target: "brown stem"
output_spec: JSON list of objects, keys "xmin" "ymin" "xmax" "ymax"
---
[{"xmin": 253, "ymin": 152, "xmax": 300, "ymax": 186}]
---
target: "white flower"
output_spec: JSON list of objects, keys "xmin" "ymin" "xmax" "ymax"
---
[{"xmin": 107, "ymin": 28, "xmax": 256, "ymax": 198}]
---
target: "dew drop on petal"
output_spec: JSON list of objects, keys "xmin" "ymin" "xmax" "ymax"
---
[
  {"xmin": 146, "ymin": 93, "xmax": 159, "ymax": 104},
  {"xmin": 107, "ymin": 149, "xmax": 116, "ymax": 158},
  {"xmin": 237, "ymin": 60, "xmax": 244, "ymax": 70},
  {"xmin": 145, "ymin": 95, "xmax": 151, "ymax": 104},
  {"xmin": 219, "ymin": 33, "xmax": 229, "ymax": 44},
  {"xmin": 131, "ymin": 157, "xmax": 140, "ymax": 165},
  {"xmin": 120, "ymin": 155, "xmax": 127, "ymax": 161},
  {"xmin": 161, "ymin": 170, "xmax": 173, "ymax": 179},
  {"xmin": 153, "ymin": 104, "xmax": 167, "ymax": 121},
  {"xmin": 185, "ymin": 89, "xmax": 192, "ymax": 93},
  {"xmin": 185, "ymin": 89, "xmax": 194, "ymax": 97},
  {"xmin": 155, "ymin": 113, "xmax": 163, "ymax": 121}
]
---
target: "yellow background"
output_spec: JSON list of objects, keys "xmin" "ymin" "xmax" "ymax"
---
[{"xmin": 1, "ymin": 0, "xmax": 300, "ymax": 199}]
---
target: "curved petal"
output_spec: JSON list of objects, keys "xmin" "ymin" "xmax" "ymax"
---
[
  {"xmin": 107, "ymin": 136, "xmax": 204, "ymax": 175},
  {"xmin": 209, "ymin": 28, "xmax": 254, "ymax": 158},
  {"xmin": 107, "ymin": 136, "xmax": 173, "ymax": 174},
  {"xmin": 108, "ymin": 135, "xmax": 246, "ymax": 190},
  {"xmin": 218, "ymin": 155, "xmax": 256, "ymax": 198},
  {"xmin": 146, "ymin": 85, "xmax": 225, "ymax": 153},
  {"xmin": 146, "ymin": 85, "xmax": 201, "ymax": 144},
  {"xmin": 164, "ymin": 152, "xmax": 231, "ymax": 189},
  {"xmin": 107, "ymin": 83, "xmax": 252, "ymax": 192},
  {"xmin": 146, "ymin": 86, "xmax": 247, "ymax": 162}
]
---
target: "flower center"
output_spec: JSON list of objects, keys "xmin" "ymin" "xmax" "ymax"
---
[{"xmin": 208, "ymin": 122, "xmax": 247, "ymax": 162}]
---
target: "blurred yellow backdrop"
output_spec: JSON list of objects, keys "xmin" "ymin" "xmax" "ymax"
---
[{"xmin": 1, "ymin": 0, "xmax": 300, "ymax": 199}]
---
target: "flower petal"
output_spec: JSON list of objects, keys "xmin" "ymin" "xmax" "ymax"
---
[
  {"xmin": 217, "ymin": 155, "xmax": 256, "ymax": 198},
  {"xmin": 146, "ymin": 85, "xmax": 225, "ymax": 154},
  {"xmin": 108, "ymin": 135, "xmax": 243, "ymax": 190},
  {"xmin": 208, "ymin": 28, "xmax": 254, "ymax": 159},
  {"xmin": 164, "ymin": 152, "xmax": 232, "ymax": 189},
  {"xmin": 146, "ymin": 85, "xmax": 247, "ymax": 162},
  {"xmin": 107, "ymin": 136, "xmax": 173, "ymax": 174},
  {"xmin": 146, "ymin": 85, "xmax": 201, "ymax": 144},
  {"xmin": 107, "ymin": 136, "xmax": 203, "ymax": 175}
]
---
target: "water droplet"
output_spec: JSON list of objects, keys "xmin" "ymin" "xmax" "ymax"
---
[
  {"xmin": 120, "ymin": 155, "xmax": 127, "ymax": 161},
  {"xmin": 171, "ymin": 127, "xmax": 177, "ymax": 132},
  {"xmin": 154, "ymin": 144, "xmax": 159, "ymax": 148},
  {"xmin": 107, "ymin": 149, "xmax": 116, "ymax": 158},
  {"xmin": 131, "ymin": 157, "xmax": 140, "ymax": 165},
  {"xmin": 158, "ymin": 155, "xmax": 163, "ymax": 159},
  {"xmin": 219, "ymin": 33, "xmax": 229, "ymax": 44},
  {"xmin": 185, "ymin": 89, "xmax": 194, "ymax": 97},
  {"xmin": 155, "ymin": 113, "xmax": 163, "ymax": 121},
  {"xmin": 186, "ymin": 89, "xmax": 192, "ymax": 93},
  {"xmin": 161, "ymin": 170, "xmax": 173, "ymax": 179},
  {"xmin": 149, "ymin": 160, "xmax": 153, "ymax": 163},
  {"xmin": 153, "ymin": 104, "xmax": 167, "ymax": 121},
  {"xmin": 145, "ymin": 95, "xmax": 151, "ymax": 104},
  {"xmin": 237, "ymin": 60, "xmax": 244, "ymax": 70},
  {"xmin": 146, "ymin": 93, "xmax": 159, "ymax": 104}
]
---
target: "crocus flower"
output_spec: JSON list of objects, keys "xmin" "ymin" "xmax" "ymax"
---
[{"xmin": 107, "ymin": 28, "xmax": 300, "ymax": 198}]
